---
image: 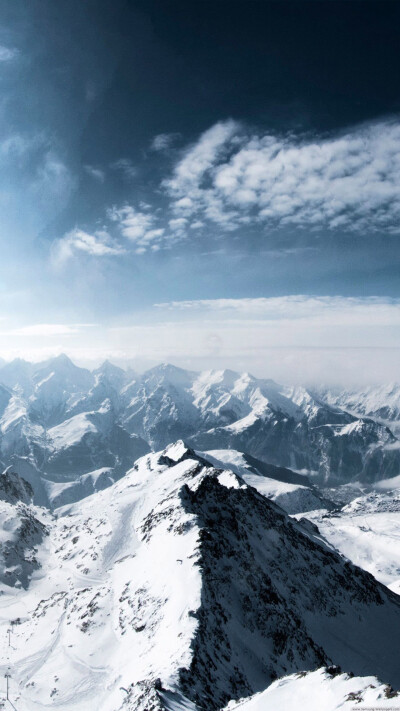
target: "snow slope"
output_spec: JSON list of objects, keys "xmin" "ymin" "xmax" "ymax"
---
[
  {"xmin": 223, "ymin": 668, "xmax": 399, "ymax": 711},
  {"xmin": 305, "ymin": 489, "xmax": 400, "ymax": 595},
  {"xmin": 0, "ymin": 444, "xmax": 399, "ymax": 710}
]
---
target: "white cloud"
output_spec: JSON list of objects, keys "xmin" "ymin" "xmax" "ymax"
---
[
  {"xmin": 150, "ymin": 132, "xmax": 180, "ymax": 151},
  {"xmin": 33, "ymin": 151, "xmax": 76, "ymax": 207},
  {"xmin": 1, "ymin": 296, "xmax": 400, "ymax": 385},
  {"xmin": 109, "ymin": 205, "xmax": 168, "ymax": 252},
  {"xmin": 154, "ymin": 295, "xmax": 400, "ymax": 340},
  {"xmin": 7, "ymin": 324, "xmax": 83, "ymax": 336},
  {"xmin": 165, "ymin": 119, "xmax": 239, "ymax": 199},
  {"xmin": 0, "ymin": 132, "xmax": 77, "ymax": 231},
  {"xmin": 84, "ymin": 165, "xmax": 105, "ymax": 182},
  {"xmin": 0, "ymin": 134, "xmax": 41, "ymax": 160},
  {"xmin": 54, "ymin": 117, "xmax": 400, "ymax": 257},
  {"xmin": 0, "ymin": 136, "xmax": 76, "ymax": 210},
  {"xmin": 51, "ymin": 228, "xmax": 126, "ymax": 266},
  {"xmin": 164, "ymin": 118, "xmax": 400, "ymax": 236},
  {"xmin": 168, "ymin": 217, "xmax": 187, "ymax": 233},
  {"xmin": 0, "ymin": 45, "xmax": 18, "ymax": 62}
]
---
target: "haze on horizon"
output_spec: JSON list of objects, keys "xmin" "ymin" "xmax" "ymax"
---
[{"xmin": 1, "ymin": 0, "xmax": 400, "ymax": 385}]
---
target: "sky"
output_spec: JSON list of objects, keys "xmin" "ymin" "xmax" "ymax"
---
[{"xmin": 1, "ymin": 0, "xmax": 400, "ymax": 383}]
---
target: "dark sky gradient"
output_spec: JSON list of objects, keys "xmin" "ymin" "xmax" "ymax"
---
[{"xmin": 1, "ymin": 1, "xmax": 400, "ymax": 369}]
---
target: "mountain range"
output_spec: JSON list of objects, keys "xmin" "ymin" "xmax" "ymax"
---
[{"xmin": 0, "ymin": 356, "xmax": 400, "ymax": 509}]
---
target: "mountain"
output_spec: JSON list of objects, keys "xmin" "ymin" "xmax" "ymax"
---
[
  {"xmin": 188, "ymin": 380, "xmax": 400, "ymax": 485},
  {"xmin": 0, "ymin": 358, "xmax": 35, "ymax": 395},
  {"xmin": 121, "ymin": 363, "xmax": 200, "ymax": 448},
  {"xmin": 1, "ymin": 444, "xmax": 399, "ymax": 710},
  {"xmin": 42, "ymin": 405, "xmax": 149, "ymax": 505},
  {"xmin": 93, "ymin": 360, "xmax": 129, "ymax": 391},
  {"xmin": 202, "ymin": 449, "xmax": 336, "ymax": 515},
  {"xmin": 0, "ymin": 357, "xmax": 399, "ymax": 506},
  {"xmin": 0, "ymin": 357, "xmax": 149, "ymax": 506},
  {"xmin": 0, "ymin": 467, "xmax": 34, "ymax": 505},
  {"xmin": 317, "ymin": 383, "xmax": 400, "ymax": 433},
  {"xmin": 28, "ymin": 354, "xmax": 95, "ymax": 426},
  {"xmin": 120, "ymin": 365, "xmax": 400, "ymax": 485}
]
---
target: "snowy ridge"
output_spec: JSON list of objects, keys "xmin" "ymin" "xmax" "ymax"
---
[
  {"xmin": 223, "ymin": 667, "xmax": 399, "ymax": 711},
  {"xmin": 0, "ymin": 444, "xmax": 399, "ymax": 710}
]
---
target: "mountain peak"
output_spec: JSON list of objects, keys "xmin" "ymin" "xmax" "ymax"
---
[
  {"xmin": 95, "ymin": 359, "xmax": 126, "ymax": 377},
  {"xmin": 48, "ymin": 353, "xmax": 74, "ymax": 367},
  {"xmin": 144, "ymin": 362, "xmax": 198, "ymax": 387}
]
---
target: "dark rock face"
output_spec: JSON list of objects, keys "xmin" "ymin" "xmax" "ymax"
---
[
  {"xmin": 189, "ymin": 415, "xmax": 400, "ymax": 485},
  {"xmin": 0, "ymin": 504, "xmax": 48, "ymax": 589},
  {"xmin": 175, "ymin": 473, "xmax": 400, "ymax": 709},
  {"xmin": 0, "ymin": 468, "xmax": 34, "ymax": 505}
]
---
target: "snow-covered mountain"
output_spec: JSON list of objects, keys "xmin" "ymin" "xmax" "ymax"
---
[
  {"xmin": 1, "ymin": 357, "xmax": 400, "ymax": 506},
  {"xmin": 201, "ymin": 449, "xmax": 336, "ymax": 515},
  {"xmin": 119, "ymin": 364, "xmax": 400, "ymax": 485},
  {"xmin": 317, "ymin": 383, "xmax": 400, "ymax": 434},
  {"xmin": 0, "ymin": 443, "xmax": 399, "ymax": 710}
]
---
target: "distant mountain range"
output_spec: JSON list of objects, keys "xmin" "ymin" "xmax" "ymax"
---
[{"xmin": 0, "ymin": 356, "xmax": 399, "ymax": 507}]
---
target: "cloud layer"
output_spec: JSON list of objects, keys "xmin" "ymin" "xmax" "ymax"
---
[
  {"xmin": 4, "ymin": 295, "xmax": 400, "ymax": 385},
  {"xmin": 155, "ymin": 295, "xmax": 400, "ymax": 325},
  {"xmin": 166, "ymin": 119, "xmax": 400, "ymax": 236},
  {"xmin": 51, "ymin": 117, "xmax": 400, "ymax": 258}
]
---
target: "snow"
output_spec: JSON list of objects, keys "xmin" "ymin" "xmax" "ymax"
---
[
  {"xmin": 376, "ymin": 473, "xmax": 400, "ymax": 489},
  {"xmin": 223, "ymin": 668, "xmax": 400, "ymax": 710},
  {"xmin": 203, "ymin": 449, "xmax": 332, "ymax": 514},
  {"xmin": 333, "ymin": 420, "xmax": 365, "ymax": 436},
  {"xmin": 0, "ymin": 444, "xmax": 397, "ymax": 708},
  {"xmin": 216, "ymin": 469, "xmax": 243, "ymax": 489},
  {"xmin": 0, "ymin": 357, "xmax": 398, "ymax": 506},
  {"xmin": 0, "ymin": 450, "xmax": 204, "ymax": 710},
  {"xmin": 305, "ymin": 490, "xmax": 400, "ymax": 591},
  {"xmin": 0, "ymin": 358, "xmax": 398, "ymax": 707},
  {"xmin": 204, "ymin": 449, "xmax": 305, "ymax": 497},
  {"xmin": 48, "ymin": 413, "xmax": 97, "ymax": 450},
  {"xmin": 163, "ymin": 440, "xmax": 190, "ymax": 462}
]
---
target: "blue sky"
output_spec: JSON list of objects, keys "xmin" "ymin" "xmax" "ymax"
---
[{"xmin": 1, "ymin": 0, "xmax": 400, "ymax": 382}]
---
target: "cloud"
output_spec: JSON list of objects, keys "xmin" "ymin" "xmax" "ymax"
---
[
  {"xmin": 110, "ymin": 158, "xmax": 137, "ymax": 180},
  {"xmin": 164, "ymin": 118, "xmax": 400, "ymax": 236},
  {"xmin": 0, "ymin": 132, "xmax": 77, "ymax": 232},
  {"xmin": 150, "ymin": 132, "xmax": 180, "ymax": 151},
  {"xmin": 1, "ymin": 296, "xmax": 400, "ymax": 385},
  {"xmin": 84, "ymin": 165, "xmax": 105, "ymax": 182},
  {"xmin": 165, "ymin": 119, "xmax": 239, "ymax": 198},
  {"xmin": 0, "ymin": 45, "xmax": 18, "ymax": 62},
  {"xmin": 0, "ymin": 136, "xmax": 75, "ymax": 207},
  {"xmin": 109, "ymin": 205, "xmax": 167, "ymax": 252},
  {"xmin": 56, "ymin": 117, "xmax": 400, "ymax": 257},
  {"xmin": 154, "ymin": 295, "xmax": 400, "ymax": 329},
  {"xmin": 33, "ymin": 151, "xmax": 76, "ymax": 206},
  {"xmin": 51, "ymin": 228, "xmax": 126, "ymax": 266},
  {"xmin": 7, "ymin": 324, "xmax": 86, "ymax": 336}
]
